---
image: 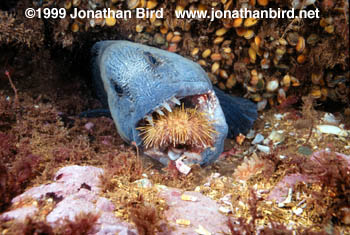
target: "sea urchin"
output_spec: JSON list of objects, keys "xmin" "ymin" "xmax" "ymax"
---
[{"xmin": 137, "ymin": 104, "xmax": 216, "ymax": 149}]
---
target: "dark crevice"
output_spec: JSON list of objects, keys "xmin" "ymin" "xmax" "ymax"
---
[{"xmin": 0, "ymin": 0, "xmax": 19, "ymax": 11}]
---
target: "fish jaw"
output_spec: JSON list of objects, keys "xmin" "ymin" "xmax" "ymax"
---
[
  {"xmin": 92, "ymin": 40, "xmax": 228, "ymax": 165},
  {"xmin": 141, "ymin": 90, "xmax": 228, "ymax": 166}
]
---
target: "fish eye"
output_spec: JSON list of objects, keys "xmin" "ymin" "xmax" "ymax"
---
[
  {"xmin": 112, "ymin": 81, "xmax": 123, "ymax": 97},
  {"xmin": 144, "ymin": 51, "xmax": 160, "ymax": 67}
]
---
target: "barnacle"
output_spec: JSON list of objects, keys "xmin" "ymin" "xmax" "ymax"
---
[{"xmin": 137, "ymin": 104, "xmax": 216, "ymax": 149}]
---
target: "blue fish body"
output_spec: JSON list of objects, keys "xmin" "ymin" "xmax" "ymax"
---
[{"xmin": 91, "ymin": 40, "xmax": 257, "ymax": 166}]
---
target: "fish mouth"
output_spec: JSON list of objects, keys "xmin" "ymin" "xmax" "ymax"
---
[{"xmin": 136, "ymin": 90, "xmax": 222, "ymax": 165}]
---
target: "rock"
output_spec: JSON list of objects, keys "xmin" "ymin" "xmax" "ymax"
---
[
  {"xmin": 267, "ymin": 130, "xmax": 285, "ymax": 144},
  {"xmin": 84, "ymin": 122, "xmax": 94, "ymax": 131},
  {"xmin": 252, "ymin": 133, "xmax": 264, "ymax": 145},
  {"xmin": 46, "ymin": 189, "xmax": 102, "ymax": 224},
  {"xmin": 268, "ymin": 150, "xmax": 350, "ymax": 204},
  {"xmin": 46, "ymin": 189, "xmax": 136, "ymax": 234},
  {"xmin": 159, "ymin": 187, "xmax": 231, "ymax": 234},
  {"xmin": 1, "ymin": 165, "xmax": 137, "ymax": 235},
  {"xmin": 0, "ymin": 206, "xmax": 38, "ymax": 222},
  {"xmin": 298, "ymin": 146, "xmax": 313, "ymax": 156},
  {"xmin": 257, "ymin": 144, "xmax": 270, "ymax": 154},
  {"xmin": 268, "ymin": 173, "xmax": 313, "ymax": 203},
  {"xmin": 310, "ymin": 150, "xmax": 350, "ymax": 167},
  {"xmin": 12, "ymin": 165, "xmax": 104, "ymax": 204},
  {"xmin": 246, "ymin": 130, "xmax": 255, "ymax": 139},
  {"xmin": 1, "ymin": 164, "xmax": 248, "ymax": 234},
  {"xmin": 317, "ymin": 125, "xmax": 348, "ymax": 137},
  {"xmin": 322, "ymin": 113, "xmax": 339, "ymax": 125},
  {"xmin": 274, "ymin": 113, "xmax": 285, "ymax": 120},
  {"xmin": 293, "ymin": 207, "xmax": 303, "ymax": 216},
  {"xmin": 134, "ymin": 178, "xmax": 153, "ymax": 188}
]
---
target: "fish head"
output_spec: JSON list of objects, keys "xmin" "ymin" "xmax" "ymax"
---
[{"xmin": 92, "ymin": 40, "xmax": 228, "ymax": 166}]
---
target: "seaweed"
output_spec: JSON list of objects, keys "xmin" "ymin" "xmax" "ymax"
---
[
  {"xmin": 99, "ymin": 151, "xmax": 144, "ymax": 193},
  {"xmin": 226, "ymin": 189, "xmax": 263, "ymax": 234},
  {"xmin": 129, "ymin": 203, "xmax": 159, "ymax": 235},
  {"xmin": 307, "ymin": 152, "xmax": 350, "ymax": 225},
  {"xmin": 9, "ymin": 217, "xmax": 54, "ymax": 235},
  {"xmin": 2, "ymin": 212, "xmax": 99, "ymax": 235},
  {"xmin": 55, "ymin": 212, "xmax": 100, "ymax": 235}
]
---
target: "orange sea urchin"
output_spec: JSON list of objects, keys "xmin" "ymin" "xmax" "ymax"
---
[{"xmin": 137, "ymin": 105, "xmax": 217, "ymax": 149}]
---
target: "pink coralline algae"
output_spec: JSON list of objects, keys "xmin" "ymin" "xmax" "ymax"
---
[{"xmin": 1, "ymin": 165, "xmax": 137, "ymax": 235}]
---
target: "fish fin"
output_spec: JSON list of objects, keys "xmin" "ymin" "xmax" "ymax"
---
[
  {"xmin": 214, "ymin": 87, "xmax": 258, "ymax": 138},
  {"xmin": 79, "ymin": 109, "xmax": 112, "ymax": 118}
]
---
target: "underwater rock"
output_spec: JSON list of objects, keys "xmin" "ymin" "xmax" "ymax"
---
[
  {"xmin": 1, "ymin": 165, "xmax": 237, "ymax": 234},
  {"xmin": 252, "ymin": 133, "xmax": 264, "ymax": 145},
  {"xmin": 159, "ymin": 187, "xmax": 231, "ymax": 234},
  {"xmin": 316, "ymin": 125, "xmax": 348, "ymax": 137},
  {"xmin": 267, "ymin": 130, "xmax": 285, "ymax": 145},
  {"xmin": 46, "ymin": 188, "xmax": 137, "ymax": 235},
  {"xmin": 257, "ymin": 144, "xmax": 270, "ymax": 154},
  {"xmin": 268, "ymin": 173, "xmax": 313, "ymax": 203},
  {"xmin": 1, "ymin": 165, "xmax": 137, "ymax": 235},
  {"xmin": 322, "ymin": 113, "xmax": 339, "ymax": 125},
  {"xmin": 12, "ymin": 165, "xmax": 104, "ymax": 203},
  {"xmin": 0, "ymin": 206, "xmax": 38, "ymax": 222},
  {"xmin": 310, "ymin": 150, "xmax": 350, "ymax": 167},
  {"xmin": 268, "ymin": 150, "xmax": 350, "ymax": 203}
]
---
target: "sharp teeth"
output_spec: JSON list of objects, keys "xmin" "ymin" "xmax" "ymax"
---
[
  {"xmin": 171, "ymin": 97, "xmax": 181, "ymax": 106},
  {"xmin": 156, "ymin": 109, "xmax": 164, "ymax": 116},
  {"xmin": 145, "ymin": 115, "xmax": 154, "ymax": 125},
  {"xmin": 162, "ymin": 102, "xmax": 172, "ymax": 112}
]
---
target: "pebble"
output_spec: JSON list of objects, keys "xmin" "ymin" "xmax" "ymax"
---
[
  {"xmin": 278, "ymin": 188, "xmax": 293, "ymax": 207},
  {"xmin": 84, "ymin": 122, "xmax": 94, "ymax": 131},
  {"xmin": 134, "ymin": 178, "xmax": 153, "ymax": 188},
  {"xmin": 263, "ymin": 138, "xmax": 270, "ymax": 145},
  {"xmin": 264, "ymin": 122, "xmax": 271, "ymax": 128},
  {"xmin": 218, "ymin": 206, "xmax": 231, "ymax": 214},
  {"xmin": 293, "ymin": 207, "xmax": 303, "ymax": 216},
  {"xmin": 267, "ymin": 130, "xmax": 285, "ymax": 144},
  {"xmin": 246, "ymin": 129, "xmax": 255, "ymax": 139},
  {"xmin": 298, "ymin": 146, "xmax": 312, "ymax": 156},
  {"xmin": 252, "ymin": 133, "xmax": 264, "ymax": 145},
  {"xmin": 220, "ymin": 194, "xmax": 232, "ymax": 206},
  {"xmin": 195, "ymin": 225, "xmax": 212, "ymax": 235},
  {"xmin": 257, "ymin": 144, "xmax": 270, "ymax": 153},
  {"xmin": 322, "ymin": 113, "xmax": 339, "ymax": 125},
  {"xmin": 317, "ymin": 125, "xmax": 348, "ymax": 137},
  {"xmin": 274, "ymin": 113, "xmax": 285, "ymax": 120},
  {"xmin": 175, "ymin": 157, "xmax": 191, "ymax": 175}
]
